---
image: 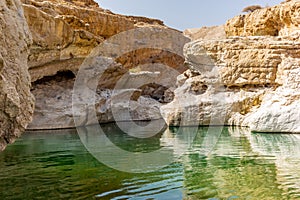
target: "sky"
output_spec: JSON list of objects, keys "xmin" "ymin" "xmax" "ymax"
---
[{"xmin": 96, "ymin": 0, "xmax": 283, "ymax": 30}]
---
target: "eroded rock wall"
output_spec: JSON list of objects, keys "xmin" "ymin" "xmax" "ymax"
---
[
  {"xmin": 22, "ymin": 0, "xmax": 166, "ymax": 81},
  {"xmin": 24, "ymin": 0, "xmax": 188, "ymax": 129},
  {"xmin": 225, "ymin": 0, "xmax": 300, "ymax": 37},
  {"xmin": 162, "ymin": 1, "xmax": 300, "ymax": 133},
  {"xmin": 0, "ymin": 0, "xmax": 35, "ymax": 150}
]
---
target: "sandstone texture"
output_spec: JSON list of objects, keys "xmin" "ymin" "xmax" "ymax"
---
[
  {"xmin": 226, "ymin": 0, "xmax": 300, "ymax": 37},
  {"xmin": 162, "ymin": 0, "xmax": 300, "ymax": 133},
  {"xmin": 0, "ymin": 0, "xmax": 35, "ymax": 150},
  {"xmin": 22, "ymin": 0, "xmax": 165, "ymax": 81},
  {"xmin": 24, "ymin": 0, "xmax": 189, "ymax": 129}
]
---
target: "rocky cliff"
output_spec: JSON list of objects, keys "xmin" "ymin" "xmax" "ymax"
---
[
  {"xmin": 15, "ymin": 0, "xmax": 300, "ymax": 133},
  {"xmin": 162, "ymin": 0, "xmax": 300, "ymax": 133},
  {"xmin": 23, "ymin": 0, "xmax": 188, "ymax": 129},
  {"xmin": 0, "ymin": 0, "xmax": 35, "ymax": 150},
  {"xmin": 22, "ymin": 0, "xmax": 165, "ymax": 81},
  {"xmin": 226, "ymin": 0, "xmax": 300, "ymax": 37}
]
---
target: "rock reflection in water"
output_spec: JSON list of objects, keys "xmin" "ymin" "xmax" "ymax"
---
[
  {"xmin": 1, "ymin": 124, "xmax": 300, "ymax": 199},
  {"xmin": 244, "ymin": 130, "xmax": 300, "ymax": 199}
]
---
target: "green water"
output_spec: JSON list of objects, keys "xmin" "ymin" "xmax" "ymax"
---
[{"xmin": 1, "ymin": 123, "xmax": 300, "ymax": 199}]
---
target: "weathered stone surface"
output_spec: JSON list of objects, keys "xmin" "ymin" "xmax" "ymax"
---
[
  {"xmin": 162, "ymin": 1, "xmax": 300, "ymax": 132},
  {"xmin": 225, "ymin": 0, "xmax": 300, "ymax": 37},
  {"xmin": 22, "ymin": 0, "xmax": 166, "ymax": 81},
  {"xmin": 28, "ymin": 72, "xmax": 162, "ymax": 129},
  {"xmin": 23, "ymin": 0, "xmax": 188, "ymax": 129},
  {"xmin": 24, "ymin": 0, "xmax": 300, "ymax": 133},
  {"xmin": 184, "ymin": 36, "xmax": 300, "ymax": 87},
  {"xmin": 161, "ymin": 33, "xmax": 300, "ymax": 132},
  {"xmin": 184, "ymin": 25, "xmax": 226, "ymax": 40},
  {"xmin": 0, "ymin": 0, "xmax": 34, "ymax": 150},
  {"xmin": 244, "ymin": 56, "xmax": 300, "ymax": 133}
]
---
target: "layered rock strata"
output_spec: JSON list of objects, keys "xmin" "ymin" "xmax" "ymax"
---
[
  {"xmin": 226, "ymin": 0, "xmax": 300, "ymax": 37},
  {"xmin": 22, "ymin": 0, "xmax": 165, "ymax": 81},
  {"xmin": 22, "ymin": 0, "xmax": 300, "ymax": 133},
  {"xmin": 162, "ymin": 0, "xmax": 300, "ymax": 133},
  {"xmin": 24, "ymin": 0, "xmax": 189, "ymax": 129}
]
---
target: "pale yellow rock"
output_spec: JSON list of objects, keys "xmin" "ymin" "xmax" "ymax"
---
[
  {"xmin": 184, "ymin": 25, "xmax": 226, "ymax": 40},
  {"xmin": 23, "ymin": 0, "xmax": 189, "ymax": 129},
  {"xmin": 28, "ymin": 72, "xmax": 163, "ymax": 129},
  {"xmin": 245, "ymin": 56, "xmax": 300, "ymax": 133},
  {"xmin": 0, "ymin": 0, "xmax": 35, "ymax": 150},
  {"xmin": 225, "ymin": 0, "xmax": 300, "ymax": 37},
  {"xmin": 184, "ymin": 36, "xmax": 296, "ymax": 87},
  {"xmin": 24, "ymin": 0, "xmax": 300, "ymax": 133},
  {"xmin": 22, "ymin": 0, "xmax": 166, "ymax": 81}
]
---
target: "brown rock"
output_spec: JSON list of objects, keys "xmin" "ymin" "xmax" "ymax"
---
[
  {"xmin": 0, "ymin": 0, "xmax": 35, "ymax": 150},
  {"xmin": 24, "ymin": 0, "xmax": 189, "ymax": 129}
]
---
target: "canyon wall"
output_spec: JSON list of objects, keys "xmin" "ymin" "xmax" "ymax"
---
[
  {"xmin": 22, "ymin": 0, "xmax": 165, "ymax": 81},
  {"xmin": 23, "ymin": 0, "xmax": 188, "ymax": 129},
  {"xmin": 0, "ymin": 0, "xmax": 34, "ymax": 150},
  {"xmin": 162, "ymin": 0, "xmax": 300, "ymax": 133},
  {"xmin": 1, "ymin": 0, "xmax": 298, "ymax": 151},
  {"xmin": 6, "ymin": 0, "xmax": 297, "ymax": 133}
]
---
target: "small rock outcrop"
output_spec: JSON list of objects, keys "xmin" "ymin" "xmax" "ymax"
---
[
  {"xmin": 184, "ymin": 25, "xmax": 226, "ymax": 41},
  {"xmin": 0, "ymin": 0, "xmax": 35, "ymax": 150},
  {"xmin": 162, "ymin": 0, "xmax": 300, "ymax": 133},
  {"xmin": 226, "ymin": 0, "xmax": 300, "ymax": 37}
]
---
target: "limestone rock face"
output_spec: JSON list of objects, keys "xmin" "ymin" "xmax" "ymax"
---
[
  {"xmin": 184, "ymin": 34, "xmax": 300, "ymax": 88},
  {"xmin": 161, "ymin": 33, "xmax": 300, "ymax": 132},
  {"xmin": 245, "ymin": 55, "xmax": 300, "ymax": 133},
  {"xmin": 162, "ymin": 0, "xmax": 300, "ymax": 133},
  {"xmin": 225, "ymin": 0, "xmax": 300, "ymax": 37},
  {"xmin": 22, "ymin": 0, "xmax": 166, "ymax": 81},
  {"xmin": 25, "ymin": 0, "xmax": 189, "ymax": 129},
  {"xmin": 0, "ymin": 0, "xmax": 35, "ymax": 150}
]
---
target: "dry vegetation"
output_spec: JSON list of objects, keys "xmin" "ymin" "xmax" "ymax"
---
[{"xmin": 242, "ymin": 5, "xmax": 263, "ymax": 13}]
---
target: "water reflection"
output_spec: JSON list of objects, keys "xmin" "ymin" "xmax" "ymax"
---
[
  {"xmin": 76, "ymin": 120, "xmax": 196, "ymax": 173},
  {"xmin": 0, "ymin": 124, "xmax": 300, "ymax": 199},
  {"xmin": 184, "ymin": 127, "xmax": 284, "ymax": 200},
  {"xmin": 242, "ymin": 129, "xmax": 300, "ymax": 199}
]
